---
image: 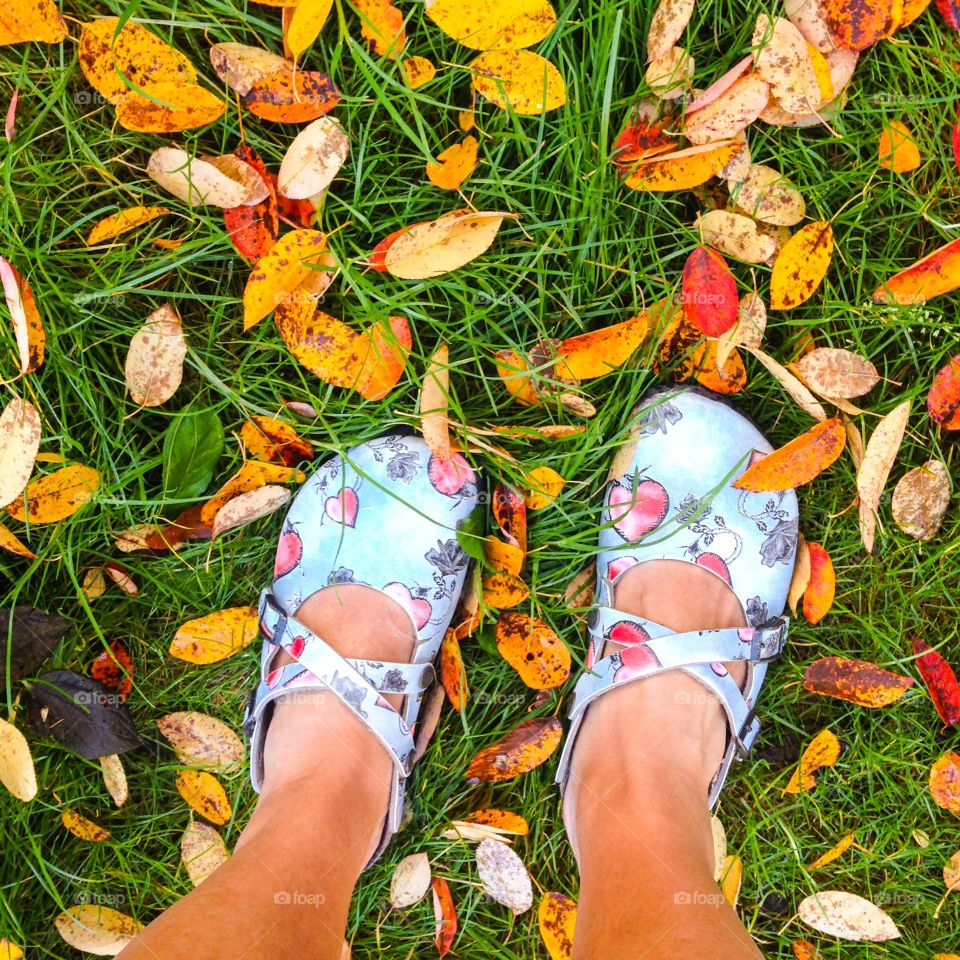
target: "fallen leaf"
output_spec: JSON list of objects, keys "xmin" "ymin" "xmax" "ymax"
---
[
  {"xmin": 356, "ymin": 0, "xmax": 405, "ymax": 57},
  {"xmin": 432, "ymin": 876, "xmax": 457, "ymax": 957},
  {"xmin": 928, "ymin": 353, "xmax": 960, "ymax": 427},
  {"xmin": 200, "ymin": 461, "xmax": 304, "ymax": 527},
  {"xmin": 3, "ymin": 90, "xmax": 15, "ymax": 143},
  {"xmin": 147, "ymin": 148, "xmax": 266, "ymax": 207},
  {"xmin": 383, "ymin": 210, "xmax": 509, "ymax": 279},
  {"xmin": 241, "ymin": 416, "xmax": 314, "ymax": 466},
  {"xmin": 181, "ymin": 821, "xmax": 230, "ymax": 887},
  {"xmin": 125, "ymin": 303, "xmax": 186, "ymax": 407},
  {"xmin": 482, "ymin": 572, "xmax": 530, "ymax": 609},
  {"xmin": 176, "ymin": 769, "xmax": 233, "ymax": 825},
  {"xmin": 613, "ymin": 101, "xmax": 673, "ymax": 163},
  {"xmin": 803, "ymin": 541, "xmax": 835, "ymax": 623},
  {"xmin": 796, "ymin": 348, "xmax": 880, "ymax": 399},
  {"xmin": 476, "ymin": 837, "xmax": 533, "ymax": 914},
  {"xmin": 538, "ymin": 892, "xmax": 577, "ymax": 960},
  {"xmin": 404, "ymin": 55, "xmax": 436, "ymax": 88},
  {"xmin": 156, "ymin": 711, "xmax": 244, "ymax": 772},
  {"xmin": 681, "ymin": 246, "xmax": 739, "ymax": 336},
  {"xmin": 0, "ymin": 259, "xmax": 44, "ymax": 376},
  {"xmin": 913, "ymin": 637, "xmax": 960, "ymax": 728},
  {"xmin": 782, "ymin": 728, "xmax": 841, "ymax": 793},
  {"xmin": 770, "ymin": 221, "xmax": 833, "ymax": 310},
  {"xmin": 465, "ymin": 809, "xmax": 529, "ymax": 834},
  {"xmin": 285, "ymin": 0, "xmax": 334, "ymax": 57},
  {"xmin": 879, "ymin": 119, "xmax": 921, "ymax": 172},
  {"xmin": 822, "ymin": 0, "xmax": 893, "ymax": 49},
  {"xmin": 100, "ymin": 754, "xmax": 128, "ymax": 807},
  {"xmin": 420, "ymin": 343, "xmax": 452, "ymax": 460},
  {"xmin": 523, "ymin": 466, "xmax": 565, "ymax": 509},
  {"xmin": 90, "ymin": 639, "xmax": 134, "ymax": 700},
  {"xmin": 857, "ymin": 400, "xmax": 911, "ymax": 552},
  {"xmin": 425, "ymin": 0, "xmax": 556, "ymax": 49},
  {"xmin": 803, "ymin": 656, "xmax": 913, "ymax": 706},
  {"xmin": 685, "ymin": 74, "xmax": 769, "ymax": 145},
  {"xmin": 483, "ymin": 535, "xmax": 525, "ymax": 576},
  {"xmin": 471, "ymin": 50, "xmax": 566, "ymax": 114},
  {"xmin": 223, "ymin": 146, "xmax": 279, "ymax": 265},
  {"xmin": 734, "ymin": 418, "xmax": 845, "ymax": 491},
  {"xmin": 0, "ymin": 608, "xmax": 71, "ymax": 687},
  {"xmin": 55, "ymin": 905, "xmax": 142, "ymax": 956},
  {"xmin": 212, "ymin": 485, "xmax": 292, "ymax": 539},
  {"xmin": 797, "ymin": 890, "xmax": 900, "ymax": 941},
  {"xmin": 873, "ymin": 238, "xmax": 960, "ymax": 305},
  {"xmin": 6, "ymin": 464, "xmax": 99, "ymax": 523},
  {"xmin": 427, "ymin": 136, "xmax": 479, "ymax": 191},
  {"xmin": 0, "ymin": 939, "xmax": 22, "ymax": 960},
  {"xmin": 646, "ymin": 46, "xmax": 695, "ymax": 99},
  {"xmin": 732, "ymin": 163, "xmax": 806, "ymax": 225},
  {"xmin": 0, "ymin": 523, "xmax": 34, "ymax": 559},
  {"xmin": 0, "ymin": 717, "xmax": 36, "ymax": 801},
  {"xmin": 787, "ymin": 534, "xmax": 811, "ymax": 615},
  {"xmin": 390, "ymin": 852, "xmax": 432, "ymax": 908},
  {"xmin": 87, "ymin": 206, "xmax": 171, "ymax": 246},
  {"xmin": 492, "ymin": 482, "xmax": 527, "ymax": 552},
  {"xmin": 439, "ymin": 629, "xmax": 468, "ymax": 713},
  {"xmin": 61, "ymin": 809, "xmax": 111, "ymax": 842},
  {"xmin": 696, "ymin": 209, "xmax": 777, "ymax": 264},
  {"xmin": 753, "ymin": 15, "xmax": 822, "ymax": 114},
  {"xmin": 169, "ymin": 607, "xmax": 259, "ymax": 665},
  {"xmin": 278, "ymin": 117, "xmax": 350, "ymax": 200},
  {"xmin": 209, "ymin": 42, "xmax": 290, "ymax": 95},
  {"xmin": 495, "ymin": 612, "xmax": 570, "ymax": 688},
  {"xmin": 242, "ymin": 64, "xmax": 340, "ymax": 122},
  {"xmin": 0, "ymin": 0, "xmax": 66, "ymax": 44},
  {"xmin": 555, "ymin": 310, "xmax": 651, "ymax": 380},
  {"xmin": 624, "ymin": 140, "xmax": 742, "ymax": 191},
  {"xmin": 808, "ymin": 832, "xmax": 855, "ymax": 870},
  {"xmin": 466, "ymin": 716, "xmax": 563, "ymax": 783},
  {"xmin": 786, "ymin": 0, "xmax": 837, "ymax": 50},
  {"xmin": 931, "ymin": 752, "xmax": 960, "ymax": 813},
  {"xmin": 719, "ymin": 854, "xmax": 742, "ymax": 908},
  {"xmin": 748, "ymin": 348, "xmax": 827, "ymax": 420},
  {"xmin": 115, "ymin": 81, "xmax": 225, "ymax": 133},
  {"xmin": 892, "ymin": 460, "xmax": 950, "ymax": 539},
  {"xmin": 646, "ymin": 0, "xmax": 696, "ymax": 61},
  {"xmin": 0, "ymin": 397, "xmax": 41, "ymax": 509}
]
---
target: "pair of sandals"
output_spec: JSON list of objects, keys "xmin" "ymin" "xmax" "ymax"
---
[{"xmin": 242, "ymin": 387, "xmax": 799, "ymax": 865}]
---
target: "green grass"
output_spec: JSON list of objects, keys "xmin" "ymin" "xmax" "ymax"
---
[{"xmin": 3, "ymin": 0, "xmax": 960, "ymax": 956}]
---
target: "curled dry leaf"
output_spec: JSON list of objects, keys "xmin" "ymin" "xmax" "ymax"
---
[
  {"xmin": 734, "ymin": 418, "xmax": 844, "ymax": 491},
  {"xmin": 439, "ymin": 629, "xmax": 468, "ymax": 713},
  {"xmin": 278, "ymin": 117, "xmax": 350, "ymax": 200},
  {"xmin": 808, "ymin": 832, "xmax": 855, "ymax": 870},
  {"xmin": 390, "ymin": 852, "xmax": 432, "ymax": 908},
  {"xmin": 753, "ymin": 15, "xmax": 821, "ymax": 114},
  {"xmin": 879, "ymin": 120, "xmax": 921, "ymax": 172},
  {"xmin": 61, "ymin": 809, "xmax": 111, "ymax": 842},
  {"xmin": 427, "ymin": 136, "xmax": 479, "ymax": 191},
  {"xmin": 711, "ymin": 815, "xmax": 727, "ymax": 880},
  {"xmin": 716, "ymin": 292, "xmax": 767, "ymax": 368},
  {"xmin": 646, "ymin": 0, "xmax": 696, "ymax": 61},
  {"xmin": 770, "ymin": 221, "xmax": 833, "ymax": 310},
  {"xmin": 181, "ymin": 821, "xmax": 230, "ymax": 887},
  {"xmin": 87, "ymin": 207, "xmax": 171, "ymax": 246},
  {"xmin": 169, "ymin": 607, "xmax": 259, "ymax": 665},
  {"xmin": 125, "ymin": 303, "xmax": 186, "ymax": 408},
  {"xmin": 696, "ymin": 209, "xmax": 777, "ymax": 264},
  {"xmin": 539, "ymin": 892, "xmax": 577, "ymax": 960},
  {"xmin": 383, "ymin": 210, "xmax": 509, "ymax": 279},
  {"xmin": 103, "ymin": 562, "xmax": 137, "ymax": 597},
  {"xmin": 432, "ymin": 876, "xmax": 457, "ymax": 957},
  {"xmin": 424, "ymin": 0, "xmax": 557, "ymax": 50},
  {"xmin": 646, "ymin": 47, "xmax": 694, "ymax": 100},
  {"xmin": 147, "ymin": 148, "xmax": 266, "ymax": 208},
  {"xmin": 874, "ymin": 238, "xmax": 960, "ymax": 305},
  {"xmin": 795, "ymin": 347, "xmax": 880, "ymax": 399},
  {"xmin": 797, "ymin": 891, "xmax": 900, "ymax": 942},
  {"xmin": 0, "ymin": 717, "xmax": 37, "ymax": 801},
  {"xmin": 803, "ymin": 656, "xmax": 913, "ymax": 707},
  {"xmin": 420, "ymin": 343, "xmax": 451, "ymax": 460},
  {"xmin": 55, "ymin": 905, "xmax": 142, "ymax": 956},
  {"xmin": 157, "ymin": 711, "xmax": 244, "ymax": 773},
  {"xmin": 476, "ymin": 837, "xmax": 533, "ymax": 914},
  {"xmin": 495, "ymin": 612, "xmax": 571, "ymax": 688},
  {"xmin": 6, "ymin": 464, "xmax": 99, "ymax": 524},
  {"xmin": 466, "ymin": 716, "xmax": 563, "ymax": 784},
  {"xmin": 684, "ymin": 74, "xmax": 770, "ymax": 145},
  {"xmin": 212, "ymin": 485, "xmax": 292, "ymax": 539},
  {"xmin": 892, "ymin": 460, "xmax": 950, "ymax": 540},
  {"xmin": 176, "ymin": 769, "xmax": 233, "ymax": 825},
  {"xmin": 912, "ymin": 637, "xmax": 960, "ymax": 728},
  {"xmin": 0, "ymin": 258, "xmax": 44, "ymax": 375},
  {"xmin": 100, "ymin": 754, "xmax": 128, "ymax": 807},
  {"xmin": 624, "ymin": 140, "xmax": 742, "ymax": 191},
  {"xmin": 857, "ymin": 400, "xmax": 911, "ymax": 553},
  {"xmin": 731, "ymin": 164, "xmax": 806, "ymax": 225},
  {"xmin": 209, "ymin": 42, "xmax": 289, "ymax": 95},
  {"xmin": 471, "ymin": 50, "xmax": 566, "ymax": 115},
  {"xmin": 0, "ymin": 398, "xmax": 41, "ymax": 510},
  {"xmin": 782, "ymin": 728, "xmax": 840, "ymax": 794},
  {"xmin": 803, "ymin": 541, "xmax": 835, "ymax": 624}
]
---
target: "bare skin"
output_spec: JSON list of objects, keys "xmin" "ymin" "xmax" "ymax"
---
[{"xmin": 120, "ymin": 567, "xmax": 762, "ymax": 960}]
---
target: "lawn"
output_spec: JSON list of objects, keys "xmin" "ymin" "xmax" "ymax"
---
[{"xmin": 2, "ymin": 0, "xmax": 960, "ymax": 956}]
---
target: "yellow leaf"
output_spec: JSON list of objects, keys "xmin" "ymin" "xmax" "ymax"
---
[
  {"xmin": 0, "ymin": 397, "xmax": 41, "ymax": 510},
  {"xmin": 0, "ymin": 0, "xmax": 66, "ymax": 45},
  {"xmin": 808, "ymin": 832, "xmax": 855, "ymax": 870},
  {"xmin": 356, "ymin": 0, "xmax": 405, "ymax": 58},
  {"xmin": 0, "ymin": 523, "xmax": 34, "ymax": 558},
  {"xmin": 427, "ymin": 136, "xmax": 479, "ymax": 191},
  {"xmin": 169, "ymin": 607, "xmax": 259, "ymax": 664},
  {"xmin": 0, "ymin": 717, "xmax": 36, "ymax": 801},
  {"xmin": 420, "ymin": 342, "xmax": 451, "ymax": 459},
  {"xmin": 244, "ymin": 229, "xmax": 328, "ymax": 329},
  {"xmin": 403, "ymin": 55, "xmax": 436, "ymax": 88},
  {"xmin": 471, "ymin": 50, "xmax": 566, "ymax": 114},
  {"xmin": 286, "ymin": 0, "xmax": 334, "ymax": 57},
  {"xmin": 522, "ymin": 466, "xmax": 565, "ymax": 509},
  {"xmin": 538, "ymin": 892, "xmax": 577, "ymax": 960},
  {"xmin": 0, "ymin": 939, "xmax": 23, "ymax": 960},
  {"xmin": 176, "ymin": 769, "xmax": 233, "ymax": 825},
  {"xmin": 6, "ymin": 464, "xmax": 99, "ymax": 524},
  {"xmin": 624, "ymin": 140, "xmax": 741, "ymax": 192},
  {"xmin": 61, "ymin": 809, "xmax": 111, "ymax": 842},
  {"xmin": 719, "ymin": 854, "xmax": 742, "ymax": 907},
  {"xmin": 770, "ymin": 221, "xmax": 833, "ymax": 310},
  {"xmin": 782, "ymin": 728, "xmax": 841, "ymax": 794},
  {"xmin": 425, "ymin": 0, "xmax": 556, "ymax": 49},
  {"xmin": 115, "ymin": 81, "xmax": 224, "ymax": 133},
  {"xmin": 181, "ymin": 821, "xmax": 230, "ymax": 887},
  {"xmin": 56, "ymin": 905, "xmax": 142, "ymax": 955},
  {"xmin": 86, "ymin": 206, "xmax": 171, "ymax": 245}
]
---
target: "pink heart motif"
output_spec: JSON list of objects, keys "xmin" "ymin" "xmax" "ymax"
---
[
  {"xmin": 383, "ymin": 581, "xmax": 432, "ymax": 631},
  {"xmin": 613, "ymin": 643, "xmax": 661, "ymax": 684},
  {"xmin": 608, "ymin": 478, "xmax": 669, "ymax": 542},
  {"xmin": 695, "ymin": 551, "xmax": 731, "ymax": 586},
  {"xmin": 606, "ymin": 556, "xmax": 639, "ymax": 583},
  {"xmin": 428, "ymin": 452, "xmax": 475, "ymax": 496},
  {"xmin": 325, "ymin": 488, "xmax": 359, "ymax": 527},
  {"xmin": 608, "ymin": 620, "xmax": 652, "ymax": 647},
  {"xmin": 274, "ymin": 527, "xmax": 303, "ymax": 579}
]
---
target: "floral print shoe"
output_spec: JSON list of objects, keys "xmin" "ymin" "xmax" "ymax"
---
[
  {"xmin": 555, "ymin": 386, "xmax": 799, "ymax": 806},
  {"xmin": 243, "ymin": 432, "xmax": 481, "ymax": 865}
]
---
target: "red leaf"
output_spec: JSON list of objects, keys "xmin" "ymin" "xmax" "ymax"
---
[
  {"xmin": 614, "ymin": 116, "xmax": 672, "ymax": 164},
  {"xmin": 369, "ymin": 227, "xmax": 408, "ymax": 271},
  {"xmin": 432, "ymin": 876, "xmax": 457, "ymax": 957},
  {"xmin": 492, "ymin": 483, "xmax": 527, "ymax": 553},
  {"xmin": 681, "ymin": 246, "xmax": 738, "ymax": 336},
  {"xmin": 928, "ymin": 353, "xmax": 960, "ymax": 428},
  {"xmin": 803, "ymin": 542, "xmax": 835, "ymax": 624},
  {"xmin": 936, "ymin": 0, "xmax": 960, "ymax": 28},
  {"xmin": 223, "ymin": 146, "xmax": 279, "ymax": 265},
  {"xmin": 266, "ymin": 171, "xmax": 316, "ymax": 229},
  {"xmin": 912, "ymin": 637, "xmax": 960, "ymax": 727},
  {"xmin": 953, "ymin": 105, "xmax": 960, "ymax": 174},
  {"xmin": 90, "ymin": 640, "xmax": 134, "ymax": 700}
]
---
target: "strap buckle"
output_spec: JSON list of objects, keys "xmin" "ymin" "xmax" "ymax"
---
[
  {"xmin": 735, "ymin": 709, "xmax": 760, "ymax": 757},
  {"xmin": 750, "ymin": 617, "xmax": 788, "ymax": 663}
]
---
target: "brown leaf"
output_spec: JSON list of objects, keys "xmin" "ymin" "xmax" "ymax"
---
[
  {"xmin": 857, "ymin": 400, "xmax": 911, "ymax": 552},
  {"xmin": 892, "ymin": 460, "xmax": 950, "ymax": 540},
  {"xmin": 466, "ymin": 716, "xmax": 563, "ymax": 783},
  {"xmin": 803, "ymin": 656, "xmax": 914, "ymax": 707},
  {"xmin": 796, "ymin": 347, "xmax": 880, "ymax": 399},
  {"xmin": 157, "ymin": 711, "xmax": 244, "ymax": 773},
  {"xmin": 125, "ymin": 304, "xmax": 186, "ymax": 407},
  {"xmin": 211, "ymin": 485, "xmax": 292, "ymax": 539}
]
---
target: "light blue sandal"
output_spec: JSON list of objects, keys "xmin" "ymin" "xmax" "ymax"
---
[
  {"xmin": 555, "ymin": 386, "xmax": 799, "ymax": 807},
  {"xmin": 243, "ymin": 432, "xmax": 481, "ymax": 865}
]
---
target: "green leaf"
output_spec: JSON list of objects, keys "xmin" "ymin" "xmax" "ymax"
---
[
  {"xmin": 456, "ymin": 503, "xmax": 486, "ymax": 564},
  {"xmin": 162, "ymin": 408, "xmax": 224, "ymax": 503}
]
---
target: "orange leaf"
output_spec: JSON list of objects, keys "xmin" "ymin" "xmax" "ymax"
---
[
  {"xmin": 879, "ymin": 119, "xmax": 921, "ymax": 172},
  {"xmin": 427, "ymin": 136, "xmax": 479, "ymax": 191},
  {"xmin": 928, "ymin": 353, "xmax": 960, "ymax": 428},
  {"xmin": 733, "ymin": 418, "xmax": 845, "ymax": 492},
  {"xmin": 175, "ymin": 769, "xmax": 233, "ymax": 825},
  {"xmin": 482, "ymin": 572, "xmax": 530, "ymax": 609},
  {"xmin": 6, "ymin": 464, "xmax": 99, "ymax": 524},
  {"xmin": 802, "ymin": 542, "xmax": 835, "ymax": 624},
  {"xmin": 931, "ymin": 752, "xmax": 960, "ymax": 814},
  {"xmin": 464, "ymin": 808, "xmax": 529, "ymax": 835},
  {"xmin": 90, "ymin": 639, "xmax": 134, "ymax": 699},
  {"xmin": 356, "ymin": 0, "xmax": 405, "ymax": 58},
  {"xmin": 353, "ymin": 315, "xmax": 412, "ymax": 400},
  {"xmin": 495, "ymin": 349, "xmax": 541, "ymax": 406},
  {"xmin": 624, "ymin": 140, "xmax": 741, "ymax": 192},
  {"xmin": 803, "ymin": 656, "xmax": 913, "ymax": 706},
  {"xmin": 495, "ymin": 612, "xmax": 571, "ymax": 689},
  {"xmin": 466, "ymin": 716, "xmax": 563, "ymax": 784},
  {"xmin": 872, "ymin": 237, "xmax": 960, "ymax": 305},
  {"xmin": 808, "ymin": 832, "xmax": 855, "ymax": 870},
  {"xmin": 114, "ymin": 81, "xmax": 225, "ymax": 133},
  {"xmin": 782, "ymin": 728, "xmax": 840, "ymax": 794},
  {"xmin": 439, "ymin": 629, "xmax": 468, "ymax": 713},
  {"xmin": 792, "ymin": 941, "xmax": 823, "ymax": 960},
  {"xmin": 522, "ymin": 466, "xmax": 565, "ymax": 509},
  {"xmin": 555, "ymin": 311, "xmax": 650, "ymax": 380},
  {"xmin": 241, "ymin": 416, "xmax": 314, "ymax": 465},
  {"xmin": 0, "ymin": 0, "xmax": 66, "ymax": 44},
  {"xmin": 0, "ymin": 523, "xmax": 34, "ymax": 559},
  {"xmin": 483, "ymin": 535, "xmax": 525, "ymax": 576},
  {"xmin": 432, "ymin": 876, "xmax": 457, "ymax": 957},
  {"xmin": 492, "ymin": 483, "xmax": 527, "ymax": 552},
  {"xmin": 823, "ymin": 0, "xmax": 892, "ymax": 49},
  {"xmin": 242, "ymin": 66, "xmax": 340, "ymax": 122},
  {"xmin": 693, "ymin": 339, "xmax": 747, "ymax": 395},
  {"xmin": 0, "ymin": 258, "xmax": 44, "ymax": 376},
  {"xmin": 200, "ymin": 461, "xmax": 305, "ymax": 527}
]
